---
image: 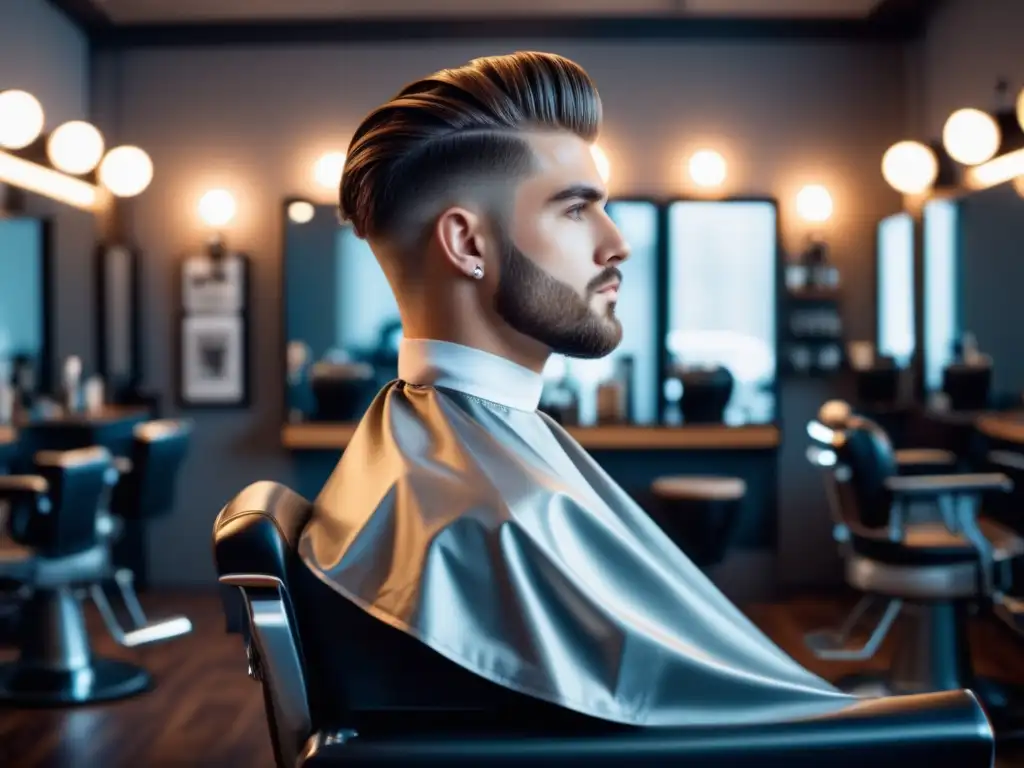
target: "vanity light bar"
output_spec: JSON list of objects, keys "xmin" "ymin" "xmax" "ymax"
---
[
  {"xmin": 964, "ymin": 147, "xmax": 1024, "ymax": 190},
  {"xmin": 0, "ymin": 149, "xmax": 104, "ymax": 211}
]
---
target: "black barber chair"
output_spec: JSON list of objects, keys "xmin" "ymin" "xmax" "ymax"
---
[
  {"xmin": 103, "ymin": 419, "xmax": 193, "ymax": 597},
  {"xmin": 0, "ymin": 446, "xmax": 189, "ymax": 705},
  {"xmin": 214, "ymin": 481, "xmax": 995, "ymax": 767},
  {"xmin": 805, "ymin": 414, "xmax": 1024, "ymax": 731}
]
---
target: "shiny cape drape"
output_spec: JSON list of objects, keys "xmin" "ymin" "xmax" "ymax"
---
[{"xmin": 299, "ymin": 381, "xmax": 855, "ymax": 726}]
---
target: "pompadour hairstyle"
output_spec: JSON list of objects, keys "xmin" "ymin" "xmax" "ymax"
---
[{"xmin": 339, "ymin": 51, "xmax": 602, "ymax": 240}]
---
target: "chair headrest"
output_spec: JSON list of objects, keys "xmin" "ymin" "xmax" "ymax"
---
[
  {"xmin": 134, "ymin": 419, "xmax": 193, "ymax": 444},
  {"xmin": 817, "ymin": 399, "xmax": 852, "ymax": 427},
  {"xmin": 33, "ymin": 445, "xmax": 111, "ymax": 469}
]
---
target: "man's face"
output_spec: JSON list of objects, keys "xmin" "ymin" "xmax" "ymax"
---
[{"xmin": 492, "ymin": 132, "xmax": 631, "ymax": 359}]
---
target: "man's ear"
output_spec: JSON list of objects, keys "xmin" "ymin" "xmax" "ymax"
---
[{"xmin": 435, "ymin": 206, "xmax": 486, "ymax": 279}]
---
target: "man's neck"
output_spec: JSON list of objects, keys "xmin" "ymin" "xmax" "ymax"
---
[{"xmin": 400, "ymin": 314, "xmax": 551, "ymax": 374}]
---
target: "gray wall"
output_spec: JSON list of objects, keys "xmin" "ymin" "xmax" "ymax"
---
[
  {"xmin": 1, "ymin": 0, "xmax": 98, "ymax": 377},
  {"xmin": 88, "ymin": 40, "xmax": 912, "ymax": 587},
  {"xmin": 917, "ymin": 0, "xmax": 1024, "ymax": 138}
]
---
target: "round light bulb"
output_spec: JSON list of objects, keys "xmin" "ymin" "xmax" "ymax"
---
[
  {"xmin": 688, "ymin": 149, "xmax": 727, "ymax": 188},
  {"xmin": 942, "ymin": 108, "xmax": 1000, "ymax": 166},
  {"xmin": 591, "ymin": 144, "xmax": 611, "ymax": 184},
  {"xmin": 47, "ymin": 120, "xmax": 105, "ymax": 175},
  {"xmin": 98, "ymin": 145, "xmax": 153, "ymax": 197},
  {"xmin": 0, "ymin": 90, "xmax": 45, "ymax": 150},
  {"xmin": 881, "ymin": 140, "xmax": 938, "ymax": 194},
  {"xmin": 314, "ymin": 151, "xmax": 346, "ymax": 191},
  {"xmin": 288, "ymin": 200, "xmax": 315, "ymax": 224},
  {"xmin": 796, "ymin": 184, "xmax": 833, "ymax": 224},
  {"xmin": 198, "ymin": 189, "xmax": 237, "ymax": 228}
]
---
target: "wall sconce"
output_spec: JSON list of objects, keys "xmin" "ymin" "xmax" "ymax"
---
[
  {"xmin": 0, "ymin": 90, "xmax": 45, "ymax": 150},
  {"xmin": 942, "ymin": 108, "xmax": 1000, "ymax": 166},
  {"xmin": 0, "ymin": 88, "xmax": 154, "ymax": 211},
  {"xmin": 881, "ymin": 140, "xmax": 938, "ymax": 195},
  {"xmin": 314, "ymin": 151, "xmax": 346, "ymax": 191},
  {"xmin": 796, "ymin": 184, "xmax": 833, "ymax": 224},
  {"xmin": 98, "ymin": 146, "xmax": 153, "ymax": 198},
  {"xmin": 287, "ymin": 199, "xmax": 315, "ymax": 224},
  {"xmin": 590, "ymin": 144, "xmax": 611, "ymax": 184},
  {"xmin": 198, "ymin": 188, "xmax": 237, "ymax": 230},
  {"xmin": 687, "ymin": 149, "xmax": 727, "ymax": 189},
  {"xmin": 47, "ymin": 120, "xmax": 104, "ymax": 175}
]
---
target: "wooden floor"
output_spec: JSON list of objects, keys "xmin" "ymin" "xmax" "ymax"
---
[{"xmin": 2, "ymin": 591, "xmax": 1024, "ymax": 767}]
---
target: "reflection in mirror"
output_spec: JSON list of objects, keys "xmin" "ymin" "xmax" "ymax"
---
[
  {"xmin": 664, "ymin": 200, "xmax": 777, "ymax": 425},
  {"xmin": 0, "ymin": 216, "xmax": 50, "ymax": 421},
  {"xmin": 876, "ymin": 212, "xmax": 915, "ymax": 368},
  {"xmin": 923, "ymin": 198, "xmax": 959, "ymax": 395},
  {"xmin": 957, "ymin": 181, "xmax": 1024, "ymax": 403},
  {"xmin": 542, "ymin": 200, "xmax": 660, "ymax": 426},
  {"xmin": 284, "ymin": 203, "xmax": 397, "ymax": 422}
]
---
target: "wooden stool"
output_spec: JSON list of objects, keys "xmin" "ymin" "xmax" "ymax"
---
[{"xmin": 649, "ymin": 475, "xmax": 747, "ymax": 569}]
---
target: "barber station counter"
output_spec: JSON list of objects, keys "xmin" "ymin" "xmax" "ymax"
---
[
  {"xmin": 976, "ymin": 411, "xmax": 1024, "ymax": 445},
  {"xmin": 281, "ymin": 422, "xmax": 780, "ymax": 452}
]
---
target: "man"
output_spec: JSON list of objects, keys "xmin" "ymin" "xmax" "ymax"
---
[{"xmin": 299, "ymin": 51, "xmax": 852, "ymax": 727}]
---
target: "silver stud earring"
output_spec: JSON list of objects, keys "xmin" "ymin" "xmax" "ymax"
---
[{"xmin": 472, "ymin": 265, "xmax": 484, "ymax": 279}]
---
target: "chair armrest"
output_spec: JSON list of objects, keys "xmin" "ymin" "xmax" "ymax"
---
[
  {"xmin": 894, "ymin": 448, "xmax": 957, "ymax": 468},
  {"xmin": 0, "ymin": 475, "xmax": 48, "ymax": 495},
  {"xmin": 297, "ymin": 690, "xmax": 993, "ymax": 767},
  {"xmin": 988, "ymin": 450, "xmax": 1024, "ymax": 473},
  {"xmin": 884, "ymin": 473, "xmax": 1012, "ymax": 498},
  {"xmin": 213, "ymin": 481, "xmax": 316, "ymax": 768}
]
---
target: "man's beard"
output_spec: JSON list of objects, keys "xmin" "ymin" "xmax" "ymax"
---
[{"xmin": 492, "ymin": 229, "xmax": 623, "ymax": 359}]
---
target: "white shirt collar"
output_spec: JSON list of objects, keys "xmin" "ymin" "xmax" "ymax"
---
[{"xmin": 398, "ymin": 338, "xmax": 544, "ymax": 412}]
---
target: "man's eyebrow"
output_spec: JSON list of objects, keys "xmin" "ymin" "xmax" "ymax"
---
[{"xmin": 546, "ymin": 184, "xmax": 605, "ymax": 204}]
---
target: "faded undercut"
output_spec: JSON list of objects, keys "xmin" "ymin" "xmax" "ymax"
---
[{"xmin": 339, "ymin": 51, "xmax": 602, "ymax": 244}]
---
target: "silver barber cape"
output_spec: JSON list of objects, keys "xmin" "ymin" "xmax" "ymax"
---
[{"xmin": 299, "ymin": 338, "xmax": 854, "ymax": 726}]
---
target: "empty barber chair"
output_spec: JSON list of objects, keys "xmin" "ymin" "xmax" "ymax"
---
[
  {"xmin": 103, "ymin": 419, "xmax": 193, "ymax": 596},
  {"xmin": 0, "ymin": 446, "xmax": 189, "ymax": 705},
  {"xmin": 805, "ymin": 414, "xmax": 1024, "ymax": 732},
  {"xmin": 648, "ymin": 475, "xmax": 745, "ymax": 569},
  {"xmin": 214, "ymin": 481, "xmax": 996, "ymax": 767}
]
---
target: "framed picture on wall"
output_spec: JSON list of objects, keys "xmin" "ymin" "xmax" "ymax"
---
[
  {"xmin": 179, "ymin": 314, "xmax": 249, "ymax": 406},
  {"xmin": 181, "ymin": 250, "xmax": 249, "ymax": 314}
]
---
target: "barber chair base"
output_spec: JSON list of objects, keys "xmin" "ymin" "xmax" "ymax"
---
[{"xmin": 0, "ymin": 658, "xmax": 151, "ymax": 706}]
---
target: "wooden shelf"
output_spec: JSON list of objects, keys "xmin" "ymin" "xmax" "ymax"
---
[{"xmin": 281, "ymin": 422, "xmax": 780, "ymax": 452}]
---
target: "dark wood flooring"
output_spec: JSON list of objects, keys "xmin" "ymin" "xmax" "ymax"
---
[{"xmin": 2, "ymin": 591, "xmax": 1024, "ymax": 766}]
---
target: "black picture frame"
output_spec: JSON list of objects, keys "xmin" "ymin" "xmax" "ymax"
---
[
  {"xmin": 94, "ymin": 242, "xmax": 143, "ymax": 395},
  {"xmin": 175, "ymin": 248, "xmax": 251, "ymax": 409}
]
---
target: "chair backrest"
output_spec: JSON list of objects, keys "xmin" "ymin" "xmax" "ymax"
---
[
  {"xmin": 943, "ymin": 363, "xmax": 991, "ymax": 411},
  {"xmin": 114, "ymin": 419, "xmax": 192, "ymax": 520},
  {"xmin": 214, "ymin": 482, "xmax": 592, "ymax": 766},
  {"xmin": 832, "ymin": 416, "xmax": 898, "ymax": 531},
  {"xmin": 25, "ymin": 446, "xmax": 112, "ymax": 556}
]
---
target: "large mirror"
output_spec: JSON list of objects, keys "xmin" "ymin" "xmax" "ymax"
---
[
  {"xmin": 0, "ymin": 215, "xmax": 52, "ymax": 405},
  {"xmin": 282, "ymin": 199, "xmax": 663, "ymax": 426},
  {"xmin": 922, "ymin": 197, "xmax": 959, "ymax": 396},
  {"xmin": 952, "ymin": 180, "xmax": 1024, "ymax": 404},
  {"xmin": 663, "ymin": 199, "xmax": 779, "ymax": 425}
]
